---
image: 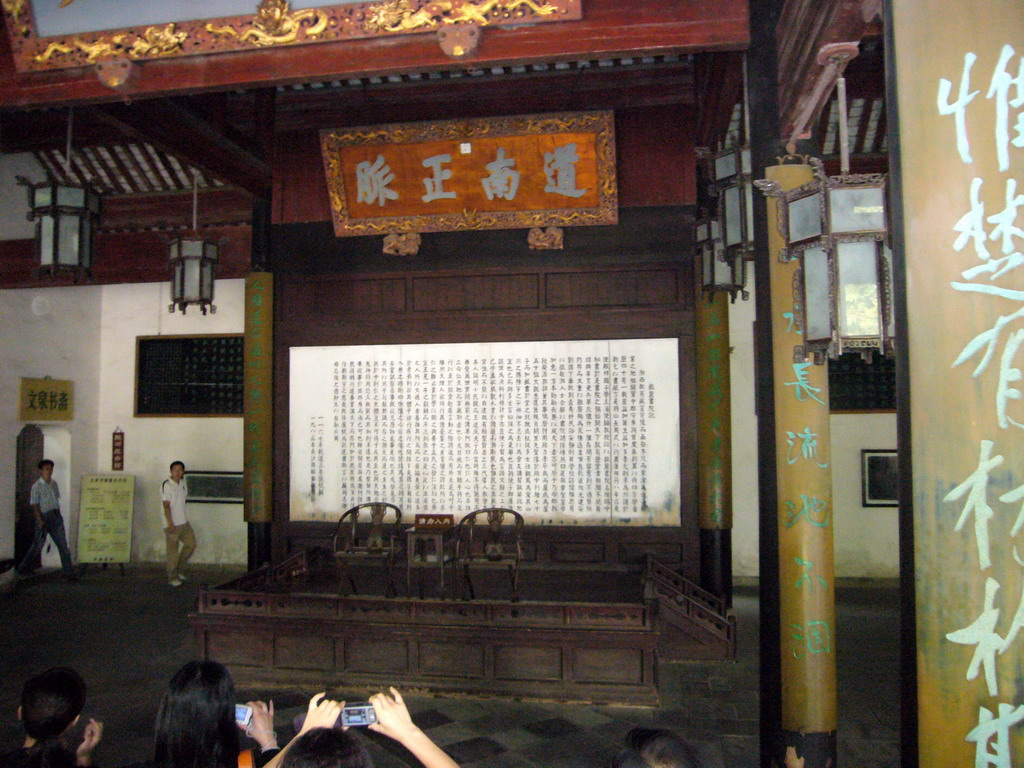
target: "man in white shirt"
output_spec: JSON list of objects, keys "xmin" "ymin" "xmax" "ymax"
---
[
  {"xmin": 161, "ymin": 460, "xmax": 195, "ymax": 587},
  {"xmin": 16, "ymin": 459, "xmax": 77, "ymax": 580}
]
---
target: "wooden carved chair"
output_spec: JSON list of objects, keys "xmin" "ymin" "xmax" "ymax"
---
[
  {"xmin": 455, "ymin": 507, "xmax": 525, "ymax": 602},
  {"xmin": 332, "ymin": 502, "xmax": 403, "ymax": 597}
]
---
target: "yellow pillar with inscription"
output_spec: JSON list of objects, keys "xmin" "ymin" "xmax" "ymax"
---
[
  {"xmin": 245, "ymin": 272, "xmax": 273, "ymax": 524},
  {"xmin": 695, "ymin": 287, "xmax": 733, "ymax": 601},
  {"xmin": 765, "ymin": 163, "xmax": 837, "ymax": 766}
]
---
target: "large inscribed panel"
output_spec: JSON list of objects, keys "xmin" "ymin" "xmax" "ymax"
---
[
  {"xmin": 892, "ymin": 0, "xmax": 1024, "ymax": 764},
  {"xmin": 290, "ymin": 339, "xmax": 679, "ymax": 525}
]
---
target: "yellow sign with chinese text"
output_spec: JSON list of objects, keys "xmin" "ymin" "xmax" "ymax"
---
[{"xmin": 19, "ymin": 378, "xmax": 74, "ymax": 421}]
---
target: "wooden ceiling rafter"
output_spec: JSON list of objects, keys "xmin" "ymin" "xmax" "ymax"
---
[
  {"xmin": 775, "ymin": 0, "xmax": 883, "ymax": 145},
  {"xmin": 85, "ymin": 99, "xmax": 271, "ymax": 198},
  {"xmin": 693, "ymin": 51, "xmax": 745, "ymax": 151}
]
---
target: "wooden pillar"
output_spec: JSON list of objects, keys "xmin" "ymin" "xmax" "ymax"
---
[
  {"xmin": 695, "ymin": 289, "xmax": 733, "ymax": 604},
  {"xmin": 888, "ymin": 1, "xmax": 1024, "ymax": 764},
  {"xmin": 244, "ymin": 273, "xmax": 274, "ymax": 560},
  {"xmin": 765, "ymin": 163, "xmax": 837, "ymax": 767}
]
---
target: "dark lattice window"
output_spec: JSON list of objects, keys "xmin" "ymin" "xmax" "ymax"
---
[
  {"xmin": 136, "ymin": 335, "xmax": 244, "ymax": 416},
  {"xmin": 828, "ymin": 352, "xmax": 896, "ymax": 411}
]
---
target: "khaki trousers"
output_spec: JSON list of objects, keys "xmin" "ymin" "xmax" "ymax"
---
[{"xmin": 165, "ymin": 521, "xmax": 196, "ymax": 579}]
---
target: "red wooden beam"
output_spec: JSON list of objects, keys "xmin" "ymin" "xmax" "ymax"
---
[
  {"xmin": 100, "ymin": 188, "xmax": 253, "ymax": 232},
  {"xmin": 272, "ymin": 65, "xmax": 697, "ymax": 133},
  {"xmin": 0, "ymin": 0, "xmax": 748, "ymax": 109},
  {"xmin": 0, "ymin": 225, "xmax": 251, "ymax": 288}
]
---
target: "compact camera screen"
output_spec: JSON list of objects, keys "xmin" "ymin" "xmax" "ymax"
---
[
  {"xmin": 235, "ymin": 704, "xmax": 253, "ymax": 727},
  {"xmin": 340, "ymin": 703, "xmax": 377, "ymax": 727}
]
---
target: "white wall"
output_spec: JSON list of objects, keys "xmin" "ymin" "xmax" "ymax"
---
[
  {"xmin": 0, "ymin": 285, "xmax": 102, "ymax": 561},
  {"xmin": 728, "ymin": 274, "xmax": 900, "ymax": 578},
  {"xmin": 0, "ymin": 279, "xmax": 247, "ymax": 567},
  {"xmin": 98, "ymin": 280, "xmax": 247, "ymax": 566}
]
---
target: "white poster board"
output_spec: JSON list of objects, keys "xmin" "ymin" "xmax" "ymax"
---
[{"xmin": 290, "ymin": 339, "xmax": 680, "ymax": 525}]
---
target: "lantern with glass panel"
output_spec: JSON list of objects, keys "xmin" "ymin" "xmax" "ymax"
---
[
  {"xmin": 168, "ymin": 238, "xmax": 219, "ymax": 315},
  {"xmin": 21, "ymin": 179, "xmax": 101, "ymax": 281},
  {"xmin": 696, "ymin": 217, "xmax": 746, "ymax": 301},
  {"xmin": 710, "ymin": 146, "xmax": 755, "ymax": 264},
  {"xmin": 781, "ymin": 161, "xmax": 893, "ymax": 363}
]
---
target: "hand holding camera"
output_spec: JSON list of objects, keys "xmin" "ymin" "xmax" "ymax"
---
[
  {"xmin": 237, "ymin": 700, "xmax": 278, "ymax": 750},
  {"xmin": 298, "ymin": 693, "xmax": 345, "ymax": 735}
]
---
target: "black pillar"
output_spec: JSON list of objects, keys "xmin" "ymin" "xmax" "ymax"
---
[{"xmin": 748, "ymin": 0, "xmax": 784, "ymax": 765}]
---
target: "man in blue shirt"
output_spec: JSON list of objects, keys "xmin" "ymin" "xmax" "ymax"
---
[{"xmin": 17, "ymin": 459, "xmax": 77, "ymax": 580}]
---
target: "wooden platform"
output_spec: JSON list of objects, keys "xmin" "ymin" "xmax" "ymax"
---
[{"xmin": 190, "ymin": 552, "xmax": 734, "ymax": 706}]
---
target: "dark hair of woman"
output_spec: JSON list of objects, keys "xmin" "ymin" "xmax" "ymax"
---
[
  {"xmin": 20, "ymin": 667, "xmax": 86, "ymax": 768},
  {"xmin": 153, "ymin": 660, "xmax": 240, "ymax": 768},
  {"xmin": 610, "ymin": 727, "xmax": 702, "ymax": 768},
  {"xmin": 280, "ymin": 727, "xmax": 373, "ymax": 768}
]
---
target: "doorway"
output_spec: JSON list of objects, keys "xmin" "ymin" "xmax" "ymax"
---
[{"xmin": 15, "ymin": 425, "xmax": 43, "ymax": 567}]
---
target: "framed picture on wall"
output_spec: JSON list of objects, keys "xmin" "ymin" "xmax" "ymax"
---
[
  {"xmin": 861, "ymin": 450, "xmax": 899, "ymax": 507},
  {"xmin": 185, "ymin": 471, "xmax": 243, "ymax": 504}
]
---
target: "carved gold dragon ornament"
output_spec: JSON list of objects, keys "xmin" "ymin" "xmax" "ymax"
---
[
  {"xmin": 365, "ymin": 0, "xmax": 557, "ymax": 33},
  {"xmin": 32, "ymin": 0, "xmax": 327, "ymax": 65},
  {"xmin": 14, "ymin": 0, "xmax": 573, "ymax": 71},
  {"xmin": 206, "ymin": 0, "xmax": 328, "ymax": 46}
]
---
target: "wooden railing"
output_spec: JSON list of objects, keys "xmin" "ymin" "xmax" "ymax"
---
[{"xmin": 643, "ymin": 555, "xmax": 736, "ymax": 657}]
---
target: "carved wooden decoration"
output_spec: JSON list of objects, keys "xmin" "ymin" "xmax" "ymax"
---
[
  {"xmin": 382, "ymin": 232, "xmax": 422, "ymax": 255},
  {"xmin": 436, "ymin": 23, "xmax": 480, "ymax": 58},
  {"xmin": 2, "ymin": 0, "xmax": 581, "ymax": 73},
  {"xmin": 527, "ymin": 226, "xmax": 564, "ymax": 249},
  {"xmin": 320, "ymin": 111, "xmax": 617, "ymax": 236}
]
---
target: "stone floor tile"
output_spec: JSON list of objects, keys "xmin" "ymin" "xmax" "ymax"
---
[
  {"xmin": 557, "ymin": 705, "xmax": 615, "ymax": 728},
  {"xmin": 410, "ymin": 722, "xmax": 481, "ymax": 747},
  {"xmin": 426, "ymin": 698, "xmax": 494, "ymax": 721},
  {"xmin": 592, "ymin": 704, "xmax": 656, "ymax": 724},
  {"xmin": 517, "ymin": 732, "xmax": 617, "ymax": 768},
  {"xmin": 521, "ymin": 717, "xmax": 582, "ymax": 738},
  {"xmin": 443, "ymin": 736, "xmax": 507, "ymax": 763},
  {"xmin": 485, "ymin": 726, "xmax": 546, "ymax": 750},
  {"xmin": 463, "ymin": 751, "xmax": 541, "ymax": 768},
  {"xmin": 721, "ymin": 734, "xmax": 760, "ymax": 768},
  {"xmin": 410, "ymin": 709, "xmax": 455, "ymax": 730}
]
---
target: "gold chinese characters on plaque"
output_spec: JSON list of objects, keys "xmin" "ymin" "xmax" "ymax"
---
[
  {"xmin": 320, "ymin": 110, "xmax": 617, "ymax": 236},
  {"xmin": 19, "ymin": 377, "xmax": 74, "ymax": 422}
]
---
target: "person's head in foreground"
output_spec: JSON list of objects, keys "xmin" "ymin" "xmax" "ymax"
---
[
  {"xmin": 610, "ymin": 727, "xmax": 703, "ymax": 768},
  {"xmin": 154, "ymin": 660, "xmax": 239, "ymax": 768},
  {"xmin": 280, "ymin": 727, "xmax": 373, "ymax": 768},
  {"xmin": 18, "ymin": 667, "xmax": 100, "ymax": 768},
  {"xmin": 283, "ymin": 687, "xmax": 460, "ymax": 768}
]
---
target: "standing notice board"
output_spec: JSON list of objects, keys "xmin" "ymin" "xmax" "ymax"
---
[{"xmin": 77, "ymin": 475, "xmax": 134, "ymax": 563}]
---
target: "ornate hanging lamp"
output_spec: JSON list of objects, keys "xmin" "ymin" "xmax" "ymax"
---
[
  {"xmin": 18, "ymin": 107, "xmax": 101, "ymax": 281},
  {"xmin": 755, "ymin": 47, "xmax": 893, "ymax": 363},
  {"xmin": 696, "ymin": 217, "xmax": 747, "ymax": 301},
  {"xmin": 168, "ymin": 173, "xmax": 219, "ymax": 315}
]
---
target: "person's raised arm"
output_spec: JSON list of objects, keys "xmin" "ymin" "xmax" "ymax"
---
[
  {"xmin": 241, "ymin": 700, "xmax": 278, "ymax": 752},
  {"xmin": 261, "ymin": 693, "xmax": 342, "ymax": 768},
  {"xmin": 75, "ymin": 718, "xmax": 103, "ymax": 766},
  {"xmin": 368, "ymin": 688, "xmax": 459, "ymax": 768}
]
